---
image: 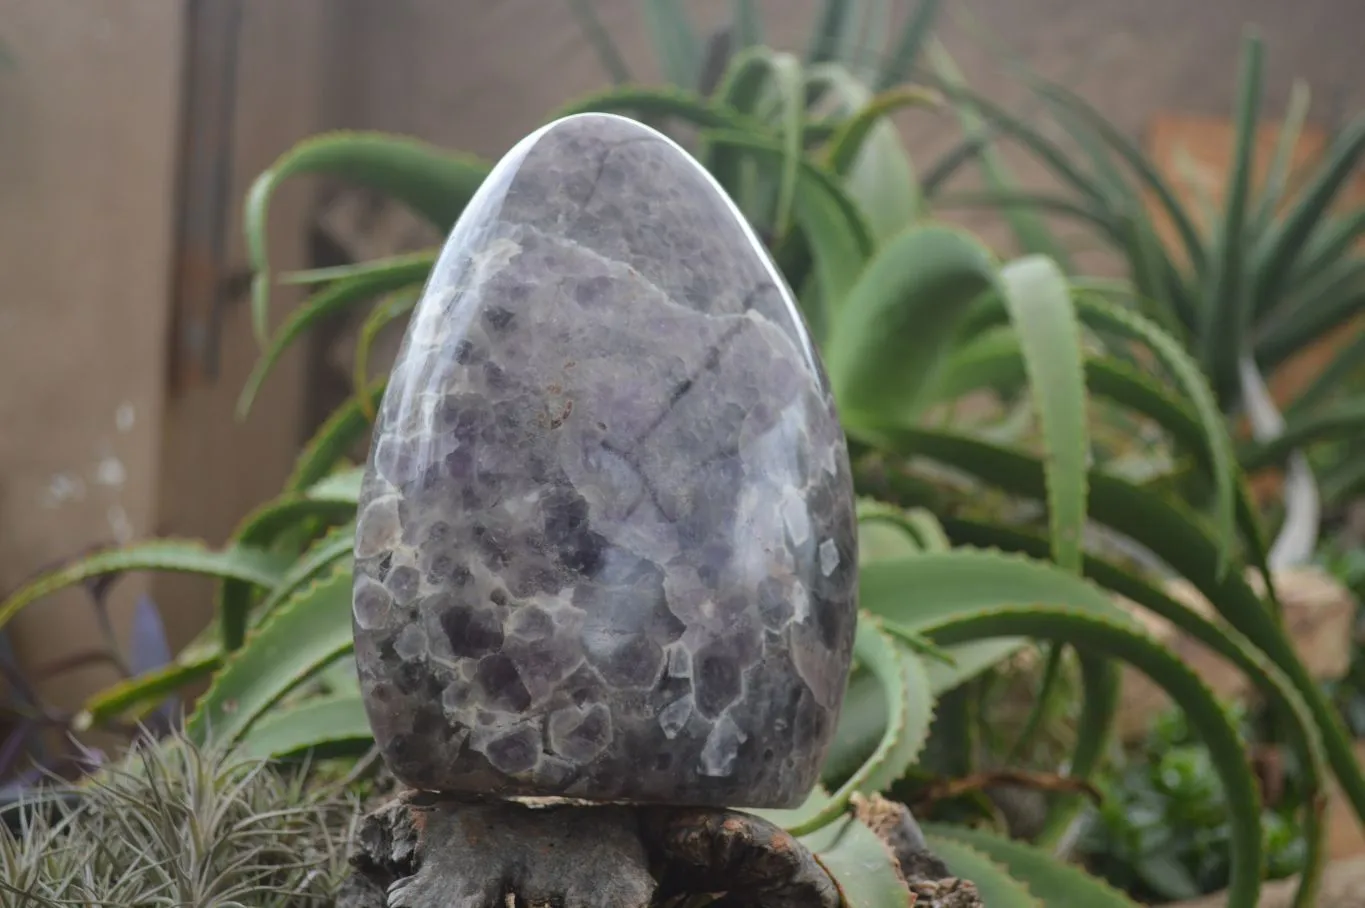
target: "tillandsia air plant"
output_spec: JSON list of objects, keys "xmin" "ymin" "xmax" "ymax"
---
[
  {"xmin": 1, "ymin": 729, "xmax": 361, "ymax": 906},
  {"xmin": 0, "ymin": 11, "xmax": 1361, "ymax": 907},
  {"xmin": 925, "ymin": 28, "xmax": 1365, "ymax": 569}
]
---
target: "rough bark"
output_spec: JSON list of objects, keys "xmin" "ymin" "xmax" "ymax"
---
[{"xmin": 336, "ymin": 791, "xmax": 982, "ymax": 908}]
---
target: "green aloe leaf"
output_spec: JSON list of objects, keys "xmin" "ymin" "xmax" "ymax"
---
[
  {"xmin": 826, "ymin": 224, "xmax": 998, "ymax": 423},
  {"xmin": 703, "ymin": 129, "xmax": 873, "ymax": 341},
  {"xmin": 285, "ymin": 379, "xmax": 387, "ymax": 493},
  {"xmin": 1249, "ymin": 78, "xmax": 1312, "ymax": 244},
  {"xmin": 566, "ymin": 0, "xmax": 632, "ymax": 84},
  {"xmin": 252, "ymin": 525, "xmax": 356, "ymax": 627},
  {"xmin": 1027, "ymin": 79, "xmax": 1209, "ymax": 278},
  {"xmin": 1257, "ymin": 268, "xmax": 1365, "ymax": 373},
  {"xmin": 941, "ymin": 517, "xmax": 1327, "ymax": 904},
  {"xmin": 1283, "ymin": 209, "xmax": 1365, "ymax": 298},
  {"xmin": 858, "ymin": 547, "xmax": 1137, "ymax": 636},
  {"xmin": 806, "ymin": 64, "xmax": 924, "ymax": 242},
  {"xmin": 353, "ymin": 290, "xmax": 420, "ymax": 415},
  {"xmin": 1200, "ymin": 32, "xmax": 1263, "ymax": 381},
  {"xmin": 1289, "ymin": 327, "xmax": 1365, "ymax": 416},
  {"xmin": 711, "ymin": 46, "xmax": 804, "ymax": 231},
  {"xmin": 0, "ymin": 541, "xmax": 291, "ymax": 633},
  {"xmin": 923, "ymin": 607, "xmax": 1265, "ymax": 908},
  {"xmin": 1242, "ymin": 398, "xmax": 1365, "ymax": 470},
  {"xmin": 186, "ymin": 566, "xmax": 356, "ymax": 747},
  {"xmin": 236, "ymin": 694, "xmax": 373, "ymax": 761},
  {"xmin": 800, "ymin": 815, "xmax": 913, "ymax": 908},
  {"xmin": 806, "ymin": 0, "xmax": 859, "ymax": 65},
  {"xmin": 217, "ymin": 489, "xmax": 361, "ymax": 652},
  {"xmin": 1075, "ymin": 292, "xmax": 1239, "ymax": 574},
  {"xmin": 555, "ymin": 85, "xmax": 762, "ymax": 132},
  {"xmin": 244, "ymin": 134, "xmax": 487, "ymax": 343},
  {"xmin": 864, "ymin": 425, "xmax": 1365, "ymax": 833},
  {"xmin": 1251, "ymin": 116, "xmax": 1365, "ymax": 320},
  {"xmin": 824, "ymin": 87, "xmax": 940, "ymax": 177},
  {"xmin": 929, "ymin": 42, "xmax": 1070, "ymax": 270},
  {"xmin": 640, "ymin": 0, "xmax": 701, "ymax": 90},
  {"xmin": 787, "ymin": 616, "xmax": 933, "ymax": 835},
  {"xmin": 872, "ymin": 0, "xmax": 943, "ymax": 91},
  {"xmin": 77, "ymin": 649, "xmax": 222, "ymax": 729},
  {"xmin": 926, "ymin": 836, "xmax": 1042, "ymax": 906},
  {"xmin": 926, "ymin": 824, "xmax": 1140, "ymax": 906},
  {"xmin": 997, "ymin": 256, "xmax": 1089, "ymax": 572},
  {"xmin": 238, "ymin": 251, "xmax": 435, "ymax": 419}
]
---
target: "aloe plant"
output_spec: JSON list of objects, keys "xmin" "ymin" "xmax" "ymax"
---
[
  {"xmin": 1, "ymin": 57, "xmax": 1356, "ymax": 907},
  {"xmin": 927, "ymin": 31, "xmax": 1365, "ymax": 568}
]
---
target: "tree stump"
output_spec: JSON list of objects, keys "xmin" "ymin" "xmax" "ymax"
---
[{"xmin": 336, "ymin": 791, "xmax": 982, "ymax": 908}]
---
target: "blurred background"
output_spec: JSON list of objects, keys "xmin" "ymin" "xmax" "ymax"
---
[{"xmin": 2, "ymin": 0, "xmax": 1362, "ymax": 730}]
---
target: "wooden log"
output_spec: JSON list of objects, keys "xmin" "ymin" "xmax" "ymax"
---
[{"xmin": 337, "ymin": 791, "xmax": 982, "ymax": 908}]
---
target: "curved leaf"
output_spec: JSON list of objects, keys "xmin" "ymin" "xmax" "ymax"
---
[
  {"xmin": 0, "ymin": 542, "xmax": 290, "ymax": 633},
  {"xmin": 238, "ymin": 251, "xmax": 434, "ymax": 419},
  {"xmin": 244, "ymin": 134, "xmax": 486, "ymax": 342},
  {"xmin": 711, "ymin": 46, "xmax": 805, "ymax": 231},
  {"xmin": 1251, "ymin": 116, "xmax": 1365, "ymax": 320},
  {"xmin": 926, "ymin": 836, "xmax": 1042, "ymax": 907},
  {"xmin": 800, "ymin": 815, "xmax": 913, "ymax": 908},
  {"xmin": 1075, "ymin": 292, "xmax": 1239, "ymax": 574},
  {"xmin": 555, "ymin": 84, "xmax": 761, "ymax": 132},
  {"xmin": 286, "ymin": 383, "xmax": 387, "ymax": 495},
  {"xmin": 186, "ymin": 567, "xmax": 356, "ymax": 747},
  {"xmin": 77, "ymin": 649, "xmax": 222, "ymax": 729},
  {"xmin": 1199, "ymin": 33, "xmax": 1263, "ymax": 379},
  {"xmin": 787, "ymin": 616, "xmax": 933, "ymax": 835},
  {"xmin": 998, "ymin": 256, "xmax": 1089, "ymax": 571},
  {"xmin": 921, "ymin": 607, "xmax": 1263, "ymax": 908},
  {"xmin": 928, "ymin": 42, "xmax": 1069, "ymax": 270},
  {"xmin": 942, "ymin": 516, "xmax": 1327, "ymax": 904},
  {"xmin": 253, "ymin": 525, "xmax": 356, "ymax": 628},
  {"xmin": 353, "ymin": 290, "xmax": 419, "ymax": 418},
  {"xmin": 862, "ymin": 425, "xmax": 1365, "ymax": 834},
  {"xmin": 640, "ymin": 0, "xmax": 700, "ymax": 89},
  {"xmin": 1242, "ymin": 398, "xmax": 1365, "ymax": 471},
  {"xmin": 235, "ymin": 694, "xmax": 373, "ymax": 761},
  {"xmin": 825, "ymin": 87, "xmax": 940, "ymax": 177},
  {"xmin": 826, "ymin": 224, "xmax": 998, "ymax": 423},
  {"xmin": 217, "ymin": 490, "xmax": 361, "ymax": 652},
  {"xmin": 872, "ymin": 0, "xmax": 943, "ymax": 91},
  {"xmin": 703, "ymin": 129, "xmax": 873, "ymax": 340},
  {"xmin": 858, "ymin": 548, "xmax": 1137, "ymax": 632},
  {"xmin": 926, "ymin": 824, "xmax": 1140, "ymax": 906}
]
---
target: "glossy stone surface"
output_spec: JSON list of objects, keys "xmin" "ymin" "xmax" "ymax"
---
[{"xmin": 352, "ymin": 112, "xmax": 858, "ymax": 808}]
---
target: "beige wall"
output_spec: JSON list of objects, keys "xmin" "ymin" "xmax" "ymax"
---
[
  {"xmin": 320, "ymin": 0, "xmax": 1365, "ymax": 256},
  {"xmin": 0, "ymin": 0, "xmax": 326, "ymax": 712},
  {"xmin": 0, "ymin": 1, "xmax": 183, "ymax": 708}
]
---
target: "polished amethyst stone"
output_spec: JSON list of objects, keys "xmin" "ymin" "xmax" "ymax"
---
[{"xmin": 352, "ymin": 112, "xmax": 858, "ymax": 808}]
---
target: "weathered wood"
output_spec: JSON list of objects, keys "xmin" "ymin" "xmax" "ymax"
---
[{"xmin": 338, "ymin": 792, "xmax": 982, "ymax": 907}]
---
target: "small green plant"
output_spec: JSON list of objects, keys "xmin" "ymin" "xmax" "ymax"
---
[
  {"xmin": 1080, "ymin": 706, "xmax": 1308, "ymax": 903},
  {"xmin": 1, "ymin": 21, "xmax": 1358, "ymax": 906},
  {"xmin": 0, "ymin": 731, "xmax": 360, "ymax": 906}
]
